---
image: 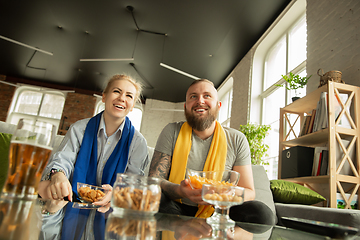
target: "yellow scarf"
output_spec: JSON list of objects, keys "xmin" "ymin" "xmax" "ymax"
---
[{"xmin": 168, "ymin": 121, "xmax": 227, "ymax": 218}]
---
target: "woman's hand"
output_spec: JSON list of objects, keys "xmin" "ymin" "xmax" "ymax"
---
[
  {"xmin": 178, "ymin": 179, "xmax": 208, "ymax": 205},
  {"xmin": 47, "ymin": 172, "xmax": 73, "ymax": 201},
  {"xmin": 92, "ymin": 184, "xmax": 113, "ymax": 206}
]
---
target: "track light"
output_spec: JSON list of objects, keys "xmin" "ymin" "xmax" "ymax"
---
[
  {"xmin": 80, "ymin": 58, "xmax": 134, "ymax": 62},
  {"xmin": 160, "ymin": 63, "xmax": 199, "ymax": 80},
  {"xmin": 0, "ymin": 35, "xmax": 53, "ymax": 56}
]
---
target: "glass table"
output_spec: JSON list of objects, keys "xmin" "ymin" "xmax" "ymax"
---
[{"xmin": 0, "ymin": 198, "xmax": 358, "ymax": 240}]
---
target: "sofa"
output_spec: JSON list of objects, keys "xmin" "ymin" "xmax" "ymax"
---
[{"xmin": 1, "ymin": 120, "xmax": 359, "ymax": 230}]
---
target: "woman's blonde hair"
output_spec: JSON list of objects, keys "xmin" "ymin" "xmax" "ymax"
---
[{"xmin": 103, "ymin": 74, "xmax": 143, "ymax": 103}]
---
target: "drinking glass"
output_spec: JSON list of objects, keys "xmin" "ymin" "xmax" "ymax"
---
[
  {"xmin": 0, "ymin": 198, "xmax": 40, "ymax": 240},
  {"xmin": 1, "ymin": 119, "xmax": 55, "ymax": 200}
]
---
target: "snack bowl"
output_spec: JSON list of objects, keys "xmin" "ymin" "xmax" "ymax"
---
[
  {"xmin": 77, "ymin": 183, "xmax": 109, "ymax": 203},
  {"xmin": 202, "ymin": 183, "xmax": 245, "ymax": 227},
  {"xmin": 185, "ymin": 168, "xmax": 240, "ymax": 190},
  {"xmin": 111, "ymin": 174, "xmax": 161, "ymax": 215}
]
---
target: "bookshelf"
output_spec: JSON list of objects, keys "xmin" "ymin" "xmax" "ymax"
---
[{"xmin": 278, "ymin": 82, "xmax": 360, "ymax": 209}]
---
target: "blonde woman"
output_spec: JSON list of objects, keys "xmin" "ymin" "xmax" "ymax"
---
[{"xmin": 38, "ymin": 74, "xmax": 149, "ymax": 205}]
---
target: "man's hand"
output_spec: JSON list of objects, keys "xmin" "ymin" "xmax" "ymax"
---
[
  {"xmin": 173, "ymin": 218, "xmax": 212, "ymax": 240},
  {"xmin": 47, "ymin": 172, "xmax": 73, "ymax": 201},
  {"xmin": 178, "ymin": 179, "xmax": 208, "ymax": 205}
]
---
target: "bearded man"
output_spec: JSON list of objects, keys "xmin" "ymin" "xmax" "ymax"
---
[{"xmin": 149, "ymin": 79, "xmax": 276, "ymax": 226}]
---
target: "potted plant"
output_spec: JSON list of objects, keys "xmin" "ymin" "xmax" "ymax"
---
[
  {"xmin": 239, "ymin": 123, "xmax": 270, "ymax": 166},
  {"xmin": 276, "ymin": 72, "xmax": 311, "ymax": 101}
]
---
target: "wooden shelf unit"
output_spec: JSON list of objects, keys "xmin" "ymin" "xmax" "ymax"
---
[{"xmin": 278, "ymin": 82, "xmax": 360, "ymax": 209}]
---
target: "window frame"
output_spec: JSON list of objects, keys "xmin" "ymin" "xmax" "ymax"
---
[
  {"xmin": 217, "ymin": 77, "xmax": 234, "ymax": 127},
  {"xmin": 7, "ymin": 86, "xmax": 66, "ymax": 132},
  {"xmin": 251, "ymin": 1, "xmax": 306, "ymax": 179}
]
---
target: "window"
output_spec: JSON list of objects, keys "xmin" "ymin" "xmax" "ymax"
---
[
  {"xmin": 218, "ymin": 89, "xmax": 233, "ymax": 127},
  {"xmin": 218, "ymin": 77, "xmax": 233, "ymax": 127},
  {"xmin": 252, "ymin": 1, "xmax": 307, "ymax": 180},
  {"xmin": 94, "ymin": 99, "xmax": 143, "ymax": 131},
  {"xmin": 8, "ymin": 87, "xmax": 66, "ymax": 131}
]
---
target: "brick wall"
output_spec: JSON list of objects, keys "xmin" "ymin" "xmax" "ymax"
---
[
  {"xmin": 59, "ymin": 92, "xmax": 96, "ymax": 134},
  {"xmin": 306, "ymin": 0, "xmax": 360, "ymax": 92},
  {"xmin": 0, "ymin": 82, "xmax": 16, "ymax": 122}
]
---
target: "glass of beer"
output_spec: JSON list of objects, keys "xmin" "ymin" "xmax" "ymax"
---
[{"xmin": 1, "ymin": 119, "xmax": 55, "ymax": 200}]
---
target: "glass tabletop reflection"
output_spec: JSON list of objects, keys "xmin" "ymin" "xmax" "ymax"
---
[{"xmin": 0, "ymin": 198, "xmax": 356, "ymax": 240}]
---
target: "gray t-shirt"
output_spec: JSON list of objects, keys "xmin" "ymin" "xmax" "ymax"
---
[
  {"xmin": 155, "ymin": 121, "xmax": 251, "ymax": 206},
  {"xmin": 155, "ymin": 121, "xmax": 251, "ymax": 172}
]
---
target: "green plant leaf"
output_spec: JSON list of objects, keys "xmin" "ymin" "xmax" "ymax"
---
[
  {"xmin": 239, "ymin": 123, "xmax": 271, "ymax": 166},
  {"xmin": 278, "ymin": 72, "xmax": 312, "ymax": 93}
]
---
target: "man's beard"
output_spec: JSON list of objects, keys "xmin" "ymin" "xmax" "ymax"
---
[{"xmin": 185, "ymin": 105, "xmax": 219, "ymax": 131}]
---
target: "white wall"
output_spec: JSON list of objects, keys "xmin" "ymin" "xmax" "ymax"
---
[
  {"xmin": 306, "ymin": 0, "xmax": 360, "ymax": 92},
  {"xmin": 141, "ymin": 98, "xmax": 185, "ymax": 147}
]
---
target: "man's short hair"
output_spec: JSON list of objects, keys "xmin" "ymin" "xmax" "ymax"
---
[{"xmin": 188, "ymin": 79, "xmax": 215, "ymax": 88}]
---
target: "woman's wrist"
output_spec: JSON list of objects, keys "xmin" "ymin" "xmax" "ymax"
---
[{"xmin": 44, "ymin": 168, "xmax": 66, "ymax": 181}]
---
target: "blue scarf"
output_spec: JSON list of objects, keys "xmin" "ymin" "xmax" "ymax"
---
[
  {"xmin": 61, "ymin": 112, "xmax": 134, "ymax": 240},
  {"xmin": 71, "ymin": 111, "xmax": 135, "ymax": 198}
]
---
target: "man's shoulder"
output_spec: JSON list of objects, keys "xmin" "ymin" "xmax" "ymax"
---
[
  {"xmin": 223, "ymin": 126, "xmax": 243, "ymax": 135},
  {"xmin": 163, "ymin": 121, "xmax": 185, "ymax": 132},
  {"xmin": 222, "ymin": 126, "xmax": 246, "ymax": 140},
  {"xmin": 167, "ymin": 121, "xmax": 186, "ymax": 127}
]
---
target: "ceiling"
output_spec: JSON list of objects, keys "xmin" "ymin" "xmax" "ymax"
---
[{"xmin": 0, "ymin": 0, "xmax": 291, "ymax": 103}]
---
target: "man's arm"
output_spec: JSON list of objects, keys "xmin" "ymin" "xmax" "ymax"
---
[
  {"xmin": 148, "ymin": 150, "xmax": 182, "ymax": 199},
  {"xmin": 232, "ymin": 165, "xmax": 256, "ymax": 201},
  {"xmin": 148, "ymin": 150, "xmax": 203, "ymax": 202}
]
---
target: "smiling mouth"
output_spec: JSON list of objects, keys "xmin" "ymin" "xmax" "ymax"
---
[
  {"xmin": 193, "ymin": 107, "xmax": 208, "ymax": 113},
  {"xmin": 114, "ymin": 104, "xmax": 125, "ymax": 110}
]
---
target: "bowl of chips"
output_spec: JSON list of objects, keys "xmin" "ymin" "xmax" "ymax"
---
[
  {"xmin": 77, "ymin": 183, "xmax": 108, "ymax": 203},
  {"xmin": 111, "ymin": 174, "xmax": 161, "ymax": 215},
  {"xmin": 185, "ymin": 169, "xmax": 240, "ymax": 189}
]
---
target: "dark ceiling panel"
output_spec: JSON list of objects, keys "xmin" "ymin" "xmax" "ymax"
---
[{"xmin": 0, "ymin": 0, "xmax": 291, "ymax": 102}]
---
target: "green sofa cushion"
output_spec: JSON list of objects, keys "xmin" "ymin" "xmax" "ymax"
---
[
  {"xmin": 0, "ymin": 133, "xmax": 12, "ymax": 191},
  {"xmin": 270, "ymin": 179, "xmax": 326, "ymax": 205}
]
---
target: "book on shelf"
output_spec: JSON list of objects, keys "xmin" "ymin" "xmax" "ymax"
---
[
  {"xmin": 312, "ymin": 146, "xmax": 328, "ymax": 176},
  {"xmin": 336, "ymin": 193, "xmax": 358, "ymax": 209},
  {"xmin": 319, "ymin": 150, "xmax": 329, "ymax": 175},
  {"xmin": 311, "ymin": 92, "xmax": 352, "ymax": 133},
  {"xmin": 299, "ymin": 115, "xmax": 312, "ymax": 137},
  {"xmin": 307, "ymin": 109, "xmax": 317, "ymax": 134},
  {"xmin": 311, "ymin": 93, "xmax": 322, "ymax": 133},
  {"xmin": 314, "ymin": 139, "xmax": 356, "ymax": 176},
  {"xmin": 312, "ymin": 92, "xmax": 328, "ymax": 132}
]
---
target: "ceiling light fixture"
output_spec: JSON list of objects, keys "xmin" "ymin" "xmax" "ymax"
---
[
  {"xmin": 80, "ymin": 58, "xmax": 134, "ymax": 62},
  {"xmin": 160, "ymin": 63, "xmax": 200, "ymax": 80},
  {"xmin": 0, "ymin": 35, "xmax": 53, "ymax": 56}
]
